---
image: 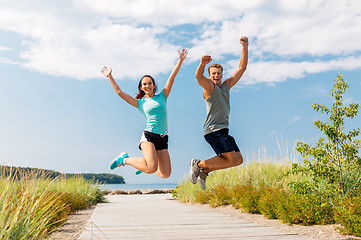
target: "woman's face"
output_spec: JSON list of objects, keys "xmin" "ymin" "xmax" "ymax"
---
[{"xmin": 140, "ymin": 76, "xmax": 155, "ymax": 96}]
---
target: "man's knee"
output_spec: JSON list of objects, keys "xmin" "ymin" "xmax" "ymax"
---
[
  {"xmin": 236, "ymin": 152, "xmax": 243, "ymax": 165},
  {"xmin": 222, "ymin": 152, "xmax": 243, "ymax": 166}
]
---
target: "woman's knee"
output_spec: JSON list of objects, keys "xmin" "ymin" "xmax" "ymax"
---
[
  {"xmin": 159, "ymin": 171, "xmax": 171, "ymax": 179},
  {"xmin": 143, "ymin": 162, "xmax": 158, "ymax": 174}
]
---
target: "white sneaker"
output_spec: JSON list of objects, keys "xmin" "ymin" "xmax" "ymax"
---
[
  {"xmin": 198, "ymin": 170, "xmax": 208, "ymax": 190},
  {"xmin": 190, "ymin": 159, "xmax": 201, "ymax": 184}
]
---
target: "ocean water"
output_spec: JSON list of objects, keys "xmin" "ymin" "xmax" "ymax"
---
[{"xmin": 101, "ymin": 183, "xmax": 178, "ymax": 191}]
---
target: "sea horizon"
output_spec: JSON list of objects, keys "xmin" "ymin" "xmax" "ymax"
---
[{"xmin": 101, "ymin": 183, "xmax": 178, "ymax": 191}]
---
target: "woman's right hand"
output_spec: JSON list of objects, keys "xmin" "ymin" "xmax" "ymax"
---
[
  {"xmin": 101, "ymin": 66, "xmax": 112, "ymax": 77},
  {"xmin": 178, "ymin": 48, "xmax": 188, "ymax": 60}
]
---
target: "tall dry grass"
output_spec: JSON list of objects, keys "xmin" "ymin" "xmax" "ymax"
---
[{"xmin": 176, "ymin": 142, "xmax": 300, "ymax": 203}]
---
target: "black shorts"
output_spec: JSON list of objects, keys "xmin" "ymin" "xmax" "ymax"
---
[
  {"xmin": 204, "ymin": 128, "xmax": 240, "ymax": 155},
  {"xmin": 139, "ymin": 131, "xmax": 168, "ymax": 151}
]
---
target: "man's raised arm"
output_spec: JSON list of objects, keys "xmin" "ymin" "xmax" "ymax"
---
[
  {"xmin": 195, "ymin": 55, "xmax": 214, "ymax": 93},
  {"xmin": 224, "ymin": 36, "xmax": 249, "ymax": 89}
]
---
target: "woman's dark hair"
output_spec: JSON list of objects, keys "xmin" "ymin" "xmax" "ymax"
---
[{"xmin": 136, "ymin": 75, "xmax": 157, "ymax": 99}]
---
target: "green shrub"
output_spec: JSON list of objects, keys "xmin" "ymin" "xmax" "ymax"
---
[
  {"xmin": 276, "ymin": 190, "xmax": 334, "ymax": 225},
  {"xmin": 208, "ymin": 184, "xmax": 233, "ymax": 207},
  {"xmin": 195, "ymin": 190, "xmax": 211, "ymax": 204},
  {"xmin": 258, "ymin": 187, "xmax": 281, "ymax": 219},
  {"xmin": 231, "ymin": 184, "xmax": 261, "ymax": 214},
  {"xmin": 274, "ymin": 190, "xmax": 303, "ymax": 224},
  {"xmin": 334, "ymin": 196, "xmax": 361, "ymax": 235},
  {"xmin": 293, "ymin": 73, "xmax": 361, "ymax": 200}
]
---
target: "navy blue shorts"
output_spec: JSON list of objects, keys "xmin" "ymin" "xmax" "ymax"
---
[
  {"xmin": 139, "ymin": 131, "xmax": 168, "ymax": 151},
  {"xmin": 204, "ymin": 128, "xmax": 240, "ymax": 155}
]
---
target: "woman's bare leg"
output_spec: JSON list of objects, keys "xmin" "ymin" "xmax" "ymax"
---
[
  {"xmin": 154, "ymin": 149, "xmax": 171, "ymax": 178},
  {"xmin": 123, "ymin": 142, "xmax": 158, "ymax": 174}
]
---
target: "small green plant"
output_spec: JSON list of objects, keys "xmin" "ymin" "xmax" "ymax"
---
[{"xmin": 293, "ymin": 73, "xmax": 361, "ymax": 198}]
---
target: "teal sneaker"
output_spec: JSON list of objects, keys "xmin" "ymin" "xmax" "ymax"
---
[
  {"xmin": 109, "ymin": 152, "xmax": 129, "ymax": 170},
  {"xmin": 135, "ymin": 170, "xmax": 142, "ymax": 175}
]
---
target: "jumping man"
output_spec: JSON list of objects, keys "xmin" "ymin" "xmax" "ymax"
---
[{"xmin": 190, "ymin": 36, "xmax": 248, "ymax": 189}]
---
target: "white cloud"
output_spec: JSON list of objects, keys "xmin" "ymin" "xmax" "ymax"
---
[
  {"xmin": 0, "ymin": 0, "xmax": 360, "ymax": 82},
  {"xmin": 0, "ymin": 46, "xmax": 10, "ymax": 51},
  {"xmin": 229, "ymin": 55, "xmax": 361, "ymax": 86},
  {"xmin": 79, "ymin": 0, "xmax": 263, "ymax": 25},
  {"xmin": 0, "ymin": 57, "xmax": 20, "ymax": 65},
  {"xmin": 301, "ymin": 85, "xmax": 329, "ymax": 99},
  {"xmin": 189, "ymin": 0, "xmax": 361, "ymax": 58},
  {"xmin": 269, "ymin": 130, "xmax": 279, "ymax": 136},
  {"xmin": 287, "ymin": 115, "xmax": 302, "ymax": 125},
  {"xmin": 0, "ymin": 1, "xmax": 178, "ymax": 80},
  {"xmin": 20, "ymin": 21, "xmax": 177, "ymax": 80}
]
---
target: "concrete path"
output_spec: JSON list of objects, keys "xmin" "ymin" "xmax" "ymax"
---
[{"xmin": 79, "ymin": 194, "xmax": 315, "ymax": 240}]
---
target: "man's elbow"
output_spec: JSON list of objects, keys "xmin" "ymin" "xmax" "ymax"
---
[
  {"xmin": 195, "ymin": 71, "xmax": 201, "ymax": 79},
  {"xmin": 195, "ymin": 74, "xmax": 202, "ymax": 82},
  {"xmin": 240, "ymin": 65, "xmax": 247, "ymax": 73},
  {"xmin": 116, "ymin": 89, "xmax": 122, "ymax": 96}
]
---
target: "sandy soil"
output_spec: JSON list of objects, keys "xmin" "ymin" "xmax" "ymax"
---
[
  {"xmin": 48, "ymin": 206, "xmax": 95, "ymax": 240},
  {"xmin": 48, "ymin": 197, "xmax": 361, "ymax": 240}
]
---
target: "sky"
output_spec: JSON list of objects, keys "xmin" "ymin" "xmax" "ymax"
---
[{"xmin": 1, "ymin": 0, "xmax": 361, "ymax": 184}]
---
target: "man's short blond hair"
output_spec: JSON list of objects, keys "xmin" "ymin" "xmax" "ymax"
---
[{"xmin": 208, "ymin": 63, "xmax": 223, "ymax": 75}]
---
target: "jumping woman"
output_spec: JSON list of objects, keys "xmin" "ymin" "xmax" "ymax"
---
[{"xmin": 101, "ymin": 48, "xmax": 188, "ymax": 178}]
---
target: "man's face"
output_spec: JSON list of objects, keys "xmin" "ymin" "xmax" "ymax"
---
[{"xmin": 209, "ymin": 67, "xmax": 223, "ymax": 86}]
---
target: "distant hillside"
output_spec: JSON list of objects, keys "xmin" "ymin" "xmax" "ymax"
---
[{"xmin": 0, "ymin": 165, "xmax": 125, "ymax": 184}]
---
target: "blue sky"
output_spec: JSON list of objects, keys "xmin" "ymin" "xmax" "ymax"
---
[{"xmin": 1, "ymin": 0, "xmax": 361, "ymax": 184}]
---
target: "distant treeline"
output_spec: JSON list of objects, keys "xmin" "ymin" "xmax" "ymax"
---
[{"xmin": 0, "ymin": 165, "xmax": 125, "ymax": 184}]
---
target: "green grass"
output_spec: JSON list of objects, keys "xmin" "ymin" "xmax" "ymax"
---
[
  {"xmin": 176, "ymin": 144, "xmax": 298, "ymax": 203},
  {"xmin": 176, "ymin": 161, "xmax": 292, "ymax": 203},
  {"xmin": 0, "ymin": 166, "xmax": 105, "ymax": 239}
]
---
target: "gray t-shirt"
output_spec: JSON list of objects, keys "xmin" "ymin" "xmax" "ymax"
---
[{"xmin": 203, "ymin": 83, "xmax": 230, "ymax": 135}]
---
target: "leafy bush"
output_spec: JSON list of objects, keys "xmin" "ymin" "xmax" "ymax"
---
[
  {"xmin": 334, "ymin": 196, "xmax": 361, "ymax": 235},
  {"xmin": 231, "ymin": 184, "xmax": 261, "ymax": 214},
  {"xmin": 195, "ymin": 190, "xmax": 211, "ymax": 204},
  {"xmin": 258, "ymin": 187, "xmax": 281, "ymax": 219},
  {"xmin": 276, "ymin": 190, "xmax": 334, "ymax": 225},
  {"xmin": 293, "ymin": 73, "xmax": 361, "ymax": 200},
  {"xmin": 208, "ymin": 184, "xmax": 233, "ymax": 207}
]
